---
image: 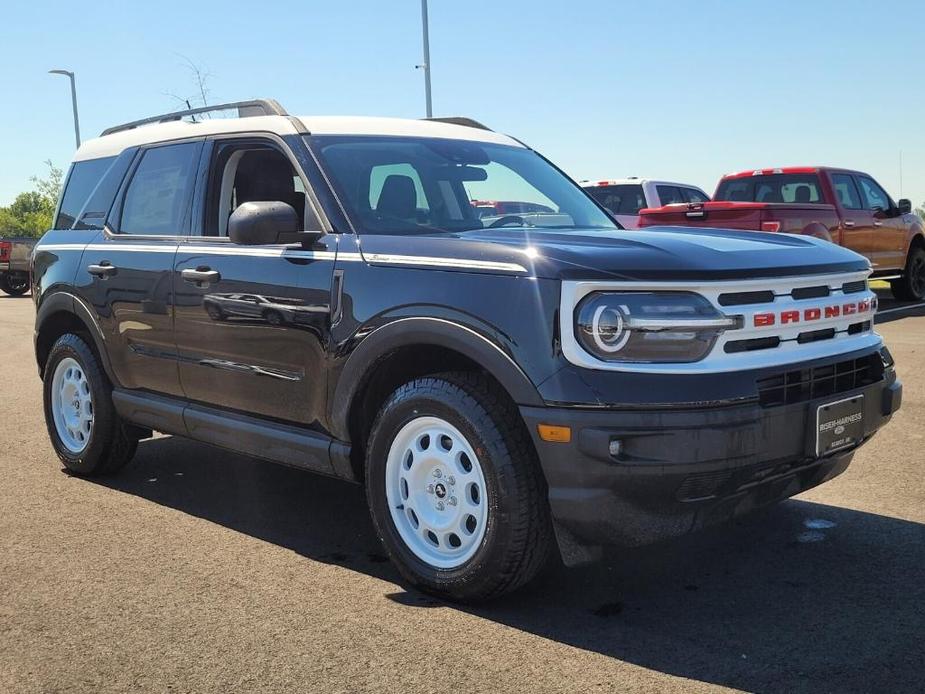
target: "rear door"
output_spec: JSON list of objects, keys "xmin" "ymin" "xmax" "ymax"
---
[
  {"xmin": 173, "ymin": 134, "xmax": 336, "ymax": 428},
  {"xmin": 79, "ymin": 139, "xmax": 202, "ymax": 397}
]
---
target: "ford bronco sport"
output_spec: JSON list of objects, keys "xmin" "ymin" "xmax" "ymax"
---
[{"xmin": 32, "ymin": 100, "xmax": 901, "ymax": 601}]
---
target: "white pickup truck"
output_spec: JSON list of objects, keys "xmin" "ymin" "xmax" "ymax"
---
[
  {"xmin": 581, "ymin": 177, "xmax": 709, "ymax": 229},
  {"xmin": 0, "ymin": 237, "xmax": 36, "ymax": 295}
]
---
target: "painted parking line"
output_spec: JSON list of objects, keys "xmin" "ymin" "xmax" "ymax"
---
[{"xmin": 875, "ymin": 302, "xmax": 925, "ymax": 317}]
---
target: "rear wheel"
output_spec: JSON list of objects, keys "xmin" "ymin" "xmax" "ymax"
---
[
  {"xmin": 365, "ymin": 372, "xmax": 552, "ymax": 602},
  {"xmin": 891, "ymin": 246, "xmax": 925, "ymax": 301},
  {"xmin": 0, "ymin": 273, "xmax": 29, "ymax": 296},
  {"xmin": 43, "ymin": 333, "xmax": 137, "ymax": 475}
]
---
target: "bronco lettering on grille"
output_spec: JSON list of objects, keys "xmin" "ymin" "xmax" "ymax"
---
[{"xmin": 753, "ymin": 298, "xmax": 876, "ymax": 328}]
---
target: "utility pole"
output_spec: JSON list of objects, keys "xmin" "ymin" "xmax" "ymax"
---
[
  {"xmin": 49, "ymin": 69, "xmax": 81, "ymax": 148},
  {"xmin": 416, "ymin": 0, "xmax": 433, "ymax": 118}
]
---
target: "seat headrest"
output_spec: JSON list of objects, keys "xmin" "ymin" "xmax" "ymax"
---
[
  {"xmin": 794, "ymin": 185, "xmax": 811, "ymax": 203},
  {"xmin": 376, "ymin": 175, "xmax": 417, "ymax": 219}
]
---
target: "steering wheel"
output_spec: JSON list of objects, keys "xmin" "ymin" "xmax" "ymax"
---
[{"xmin": 488, "ymin": 215, "xmax": 526, "ymax": 228}]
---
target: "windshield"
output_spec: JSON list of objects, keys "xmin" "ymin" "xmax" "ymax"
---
[{"xmin": 307, "ymin": 135, "xmax": 617, "ymax": 235}]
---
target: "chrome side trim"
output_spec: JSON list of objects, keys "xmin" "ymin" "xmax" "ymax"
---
[{"xmin": 363, "ymin": 252, "xmax": 527, "ymax": 273}]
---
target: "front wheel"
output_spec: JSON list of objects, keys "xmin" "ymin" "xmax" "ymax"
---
[
  {"xmin": 0, "ymin": 273, "xmax": 29, "ymax": 296},
  {"xmin": 891, "ymin": 246, "xmax": 925, "ymax": 301},
  {"xmin": 43, "ymin": 333, "xmax": 137, "ymax": 475},
  {"xmin": 365, "ymin": 372, "xmax": 552, "ymax": 602}
]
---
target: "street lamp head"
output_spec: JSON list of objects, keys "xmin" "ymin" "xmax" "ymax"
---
[{"xmin": 49, "ymin": 69, "xmax": 74, "ymax": 77}]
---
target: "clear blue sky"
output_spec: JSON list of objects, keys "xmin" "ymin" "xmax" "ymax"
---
[{"xmin": 1, "ymin": 0, "xmax": 923, "ymax": 207}]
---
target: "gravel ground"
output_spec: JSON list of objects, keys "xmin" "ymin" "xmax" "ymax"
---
[{"xmin": 1, "ymin": 292, "xmax": 923, "ymax": 694}]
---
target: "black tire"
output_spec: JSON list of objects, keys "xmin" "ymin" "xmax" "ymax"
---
[
  {"xmin": 205, "ymin": 303, "xmax": 225, "ymax": 320},
  {"xmin": 365, "ymin": 371, "xmax": 553, "ymax": 602},
  {"xmin": 0, "ymin": 273, "xmax": 29, "ymax": 296},
  {"xmin": 42, "ymin": 333, "xmax": 137, "ymax": 476},
  {"xmin": 891, "ymin": 246, "xmax": 925, "ymax": 301}
]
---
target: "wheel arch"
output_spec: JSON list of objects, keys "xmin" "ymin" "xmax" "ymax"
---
[
  {"xmin": 331, "ymin": 317, "xmax": 544, "ymax": 478},
  {"xmin": 801, "ymin": 221, "xmax": 833, "ymax": 243},
  {"xmin": 35, "ymin": 292, "xmax": 116, "ymax": 384}
]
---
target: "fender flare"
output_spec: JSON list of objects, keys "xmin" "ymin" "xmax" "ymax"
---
[
  {"xmin": 34, "ymin": 291, "xmax": 117, "ymax": 384},
  {"xmin": 329, "ymin": 316, "xmax": 544, "ymax": 441}
]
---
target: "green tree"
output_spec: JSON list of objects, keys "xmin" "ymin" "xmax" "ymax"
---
[
  {"xmin": 0, "ymin": 161, "xmax": 62, "ymax": 238},
  {"xmin": 916, "ymin": 203, "xmax": 925, "ymax": 221}
]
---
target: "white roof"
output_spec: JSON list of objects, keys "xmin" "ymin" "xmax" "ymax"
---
[
  {"xmin": 579, "ymin": 178, "xmax": 702, "ymax": 188},
  {"xmin": 74, "ymin": 114, "xmax": 522, "ymax": 161}
]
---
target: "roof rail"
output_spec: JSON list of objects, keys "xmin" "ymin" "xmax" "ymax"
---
[
  {"xmin": 100, "ymin": 99, "xmax": 289, "ymax": 137},
  {"xmin": 424, "ymin": 116, "xmax": 492, "ymax": 132}
]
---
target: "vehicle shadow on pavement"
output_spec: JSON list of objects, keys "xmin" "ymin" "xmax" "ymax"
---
[{"xmin": 98, "ymin": 435, "xmax": 924, "ymax": 694}]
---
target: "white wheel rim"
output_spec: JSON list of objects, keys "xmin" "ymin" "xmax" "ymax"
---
[
  {"xmin": 385, "ymin": 416, "xmax": 489, "ymax": 569},
  {"xmin": 51, "ymin": 357, "xmax": 94, "ymax": 454}
]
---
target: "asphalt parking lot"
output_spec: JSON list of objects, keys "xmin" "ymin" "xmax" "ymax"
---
[{"xmin": 1, "ymin": 290, "xmax": 923, "ymax": 694}]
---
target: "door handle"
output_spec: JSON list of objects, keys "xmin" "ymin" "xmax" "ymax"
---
[
  {"xmin": 843, "ymin": 220, "xmax": 855, "ymax": 228},
  {"xmin": 181, "ymin": 267, "xmax": 221, "ymax": 285},
  {"xmin": 87, "ymin": 262, "xmax": 117, "ymax": 278}
]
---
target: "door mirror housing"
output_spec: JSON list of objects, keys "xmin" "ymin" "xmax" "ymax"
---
[
  {"xmin": 898, "ymin": 198, "xmax": 912, "ymax": 215},
  {"xmin": 229, "ymin": 201, "xmax": 299, "ymax": 245}
]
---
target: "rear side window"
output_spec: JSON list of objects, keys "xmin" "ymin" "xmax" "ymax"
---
[
  {"xmin": 831, "ymin": 174, "xmax": 863, "ymax": 210},
  {"xmin": 585, "ymin": 184, "xmax": 646, "ymax": 215},
  {"xmin": 55, "ymin": 157, "xmax": 116, "ymax": 229},
  {"xmin": 655, "ymin": 185, "xmax": 685, "ymax": 205},
  {"xmin": 715, "ymin": 174, "xmax": 824, "ymax": 204},
  {"xmin": 681, "ymin": 187, "xmax": 709, "ymax": 203},
  {"xmin": 119, "ymin": 142, "xmax": 200, "ymax": 235}
]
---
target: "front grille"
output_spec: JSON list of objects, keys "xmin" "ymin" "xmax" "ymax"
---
[{"xmin": 756, "ymin": 353, "xmax": 884, "ymax": 407}]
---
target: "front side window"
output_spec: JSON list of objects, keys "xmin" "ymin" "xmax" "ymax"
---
[
  {"xmin": 715, "ymin": 174, "xmax": 823, "ymax": 204},
  {"xmin": 119, "ymin": 142, "xmax": 200, "ymax": 235},
  {"xmin": 55, "ymin": 156, "xmax": 116, "ymax": 229},
  {"xmin": 856, "ymin": 176, "xmax": 892, "ymax": 211},
  {"xmin": 309, "ymin": 135, "xmax": 616, "ymax": 235},
  {"xmin": 682, "ymin": 187, "xmax": 709, "ymax": 203}
]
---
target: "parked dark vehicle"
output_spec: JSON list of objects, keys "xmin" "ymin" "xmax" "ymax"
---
[
  {"xmin": 32, "ymin": 101, "xmax": 901, "ymax": 601},
  {"xmin": 638, "ymin": 167, "xmax": 925, "ymax": 301},
  {"xmin": 0, "ymin": 237, "xmax": 36, "ymax": 295}
]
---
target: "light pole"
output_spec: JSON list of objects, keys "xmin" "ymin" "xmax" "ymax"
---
[
  {"xmin": 49, "ymin": 69, "xmax": 81, "ymax": 148},
  {"xmin": 416, "ymin": 0, "xmax": 433, "ymax": 118}
]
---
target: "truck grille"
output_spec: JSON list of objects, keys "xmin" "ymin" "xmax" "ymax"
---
[{"xmin": 756, "ymin": 352, "xmax": 883, "ymax": 407}]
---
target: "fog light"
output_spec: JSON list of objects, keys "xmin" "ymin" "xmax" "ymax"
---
[{"xmin": 608, "ymin": 439, "xmax": 623, "ymax": 457}]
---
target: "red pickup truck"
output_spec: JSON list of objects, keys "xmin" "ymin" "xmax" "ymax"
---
[{"xmin": 638, "ymin": 167, "xmax": 925, "ymax": 300}]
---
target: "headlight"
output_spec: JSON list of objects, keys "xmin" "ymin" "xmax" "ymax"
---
[{"xmin": 575, "ymin": 292, "xmax": 738, "ymax": 363}]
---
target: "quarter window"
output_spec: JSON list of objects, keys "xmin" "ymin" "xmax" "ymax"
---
[
  {"xmin": 55, "ymin": 157, "xmax": 116, "ymax": 229},
  {"xmin": 681, "ymin": 187, "xmax": 709, "ymax": 203},
  {"xmin": 120, "ymin": 142, "xmax": 200, "ymax": 235},
  {"xmin": 656, "ymin": 185, "xmax": 685, "ymax": 205}
]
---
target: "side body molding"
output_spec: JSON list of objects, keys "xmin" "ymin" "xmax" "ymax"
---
[{"xmin": 329, "ymin": 316, "xmax": 544, "ymax": 441}]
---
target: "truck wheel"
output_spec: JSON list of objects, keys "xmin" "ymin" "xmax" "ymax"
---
[
  {"xmin": 263, "ymin": 309, "xmax": 284, "ymax": 326},
  {"xmin": 365, "ymin": 372, "xmax": 552, "ymax": 602},
  {"xmin": 43, "ymin": 333, "xmax": 137, "ymax": 476},
  {"xmin": 0, "ymin": 274, "xmax": 29, "ymax": 296},
  {"xmin": 891, "ymin": 246, "xmax": 925, "ymax": 301}
]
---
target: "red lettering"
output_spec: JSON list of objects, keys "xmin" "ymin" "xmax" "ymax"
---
[
  {"xmin": 843, "ymin": 303, "xmax": 857, "ymax": 315},
  {"xmin": 754, "ymin": 313, "xmax": 775, "ymax": 327},
  {"xmin": 780, "ymin": 310, "xmax": 800, "ymax": 324},
  {"xmin": 804, "ymin": 308, "xmax": 821, "ymax": 321},
  {"xmin": 858, "ymin": 299, "xmax": 870, "ymax": 313},
  {"xmin": 824, "ymin": 305, "xmax": 841, "ymax": 319}
]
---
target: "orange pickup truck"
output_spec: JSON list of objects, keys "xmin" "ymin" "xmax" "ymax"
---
[{"xmin": 638, "ymin": 167, "xmax": 925, "ymax": 300}]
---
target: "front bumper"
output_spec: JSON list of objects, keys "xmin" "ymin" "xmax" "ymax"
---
[{"xmin": 522, "ymin": 368, "xmax": 901, "ymax": 563}]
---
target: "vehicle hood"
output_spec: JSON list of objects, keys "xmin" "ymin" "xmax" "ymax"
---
[{"xmin": 356, "ymin": 226, "xmax": 870, "ymax": 281}]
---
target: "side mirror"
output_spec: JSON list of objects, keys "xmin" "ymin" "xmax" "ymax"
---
[
  {"xmin": 229, "ymin": 201, "xmax": 299, "ymax": 245},
  {"xmin": 898, "ymin": 199, "xmax": 912, "ymax": 215}
]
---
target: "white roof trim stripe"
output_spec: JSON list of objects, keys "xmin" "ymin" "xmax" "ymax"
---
[{"xmin": 75, "ymin": 115, "xmax": 522, "ymax": 161}]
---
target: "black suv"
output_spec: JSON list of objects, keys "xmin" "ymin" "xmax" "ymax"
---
[{"xmin": 33, "ymin": 100, "xmax": 901, "ymax": 601}]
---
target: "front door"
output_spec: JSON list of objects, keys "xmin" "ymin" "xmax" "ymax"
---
[
  {"xmin": 855, "ymin": 175, "xmax": 907, "ymax": 272},
  {"xmin": 80, "ymin": 139, "xmax": 203, "ymax": 397},
  {"xmin": 172, "ymin": 136, "xmax": 336, "ymax": 427}
]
